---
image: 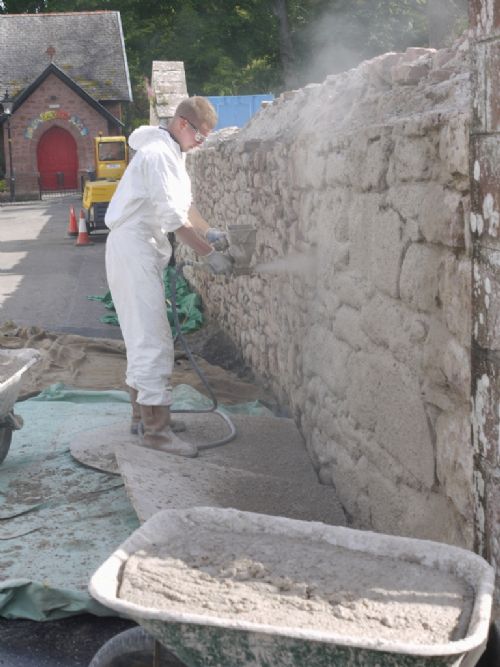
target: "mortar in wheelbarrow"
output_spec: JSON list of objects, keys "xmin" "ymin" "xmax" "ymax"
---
[
  {"xmin": 0, "ymin": 347, "xmax": 40, "ymax": 464},
  {"xmin": 89, "ymin": 507, "xmax": 495, "ymax": 667}
]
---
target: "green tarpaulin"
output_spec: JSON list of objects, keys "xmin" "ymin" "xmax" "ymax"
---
[
  {"xmin": 0, "ymin": 385, "xmax": 271, "ymax": 621},
  {"xmin": 88, "ymin": 266, "xmax": 203, "ymax": 334}
]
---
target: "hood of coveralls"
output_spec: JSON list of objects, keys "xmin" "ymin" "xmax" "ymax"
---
[{"xmin": 128, "ymin": 125, "xmax": 168, "ymax": 150}]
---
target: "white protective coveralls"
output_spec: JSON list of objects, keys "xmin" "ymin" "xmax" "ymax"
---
[{"xmin": 105, "ymin": 126, "xmax": 191, "ymax": 406}]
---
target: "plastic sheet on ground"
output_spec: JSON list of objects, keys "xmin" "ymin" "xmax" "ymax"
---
[
  {"xmin": 171, "ymin": 384, "xmax": 273, "ymax": 416},
  {"xmin": 88, "ymin": 266, "xmax": 203, "ymax": 334},
  {"xmin": 0, "ymin": 384, "xmax": 272, "ymax": 621}
]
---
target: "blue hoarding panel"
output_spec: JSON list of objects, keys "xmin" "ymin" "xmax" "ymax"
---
[{"xmin": 207, "ymin": 94, "xmax": 274, "ymax": 130}]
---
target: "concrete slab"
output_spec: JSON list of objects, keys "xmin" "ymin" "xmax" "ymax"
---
[
  {"xmin": 69, "ymin": 412, "xmax": 346, "ymax": 527},
  {"xmin": 69, "ymin": 421, "xmax": 136, "ymax": 474},
  {"xmin": 115, "ymin": 443, "xmax": 346, "ymax": 526},
  {"xmin": 69, "ymin": 412, "xmax": 322, "ymax": 484},
  {"xmin": 199, "ymin": 413, "xmax": 321, "ymax": 483}
]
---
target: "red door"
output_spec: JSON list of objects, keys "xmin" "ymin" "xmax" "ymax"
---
[{"xmin": 37, "ymin": 127, "xmax": 78, "ymax": 190}]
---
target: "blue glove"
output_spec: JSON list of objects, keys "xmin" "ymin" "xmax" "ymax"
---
[{"xmin": 206, "ymin": 228, "xmax": 229, "ymax": 251}]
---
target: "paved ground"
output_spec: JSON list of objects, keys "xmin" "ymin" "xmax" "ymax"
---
[
  {"xmin": 1, "ymin": 196, "xmax": 499, "ymax": 666},
  {"xmin": 0, "ymin": 195, "xmax": 120, "ymax": 339}
]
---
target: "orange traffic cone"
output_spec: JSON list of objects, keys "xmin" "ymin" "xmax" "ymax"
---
[
  {"xmin": 75, "ymin": 209, "xmax": 94, "ymax": 246},
  {"xmin": 67, "ymin": 206, "xmax": 78, "ymax": 237}
]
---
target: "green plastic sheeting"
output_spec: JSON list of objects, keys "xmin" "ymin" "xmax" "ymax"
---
[
  {"xmin": 0, "ymin": 385, "xmax": 272, "ymax": 621},
  {"xmin": 0, "ymin": 390, "xmax": 138, "ymax": 621},
  {"xmin": 88, "ymin": 266, "xmax": 203, "ymax": 334},
  {"xmin": 171, "ymin": 384, "xmax": 273, "ymax": 416}
]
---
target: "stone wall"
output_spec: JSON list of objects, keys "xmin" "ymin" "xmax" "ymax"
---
[
  {"xmin": 182, "ymin": 38, "xmax": 474, "ymax": 548},
  {"xmin": 469, "ymin": 0, "xmax": 500, "ymax": 609}
]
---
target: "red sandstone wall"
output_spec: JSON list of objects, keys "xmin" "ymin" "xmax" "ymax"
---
[{"xmin": 3, "ymin": 73, "xmax": 119, "ymax": 197}]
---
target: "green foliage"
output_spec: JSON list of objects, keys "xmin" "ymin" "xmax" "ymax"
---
[
  {"xmin": 2, "ymin": 0, "xmax": 467, "ymax": 131},
  {"xmin": 88, "ymin": 266, "xmax": 204, "ymax": 334},
  {"xmin": 287, "ymin": 0, "xmax": 430, "ymax": 84},
  {"xmin": 0, "ymin": 1, "xmax": 46, "ymax": 11},
  {"xmin": 117, "ymin": 1, "xmax": 280, "ymax": 99},
  {"xmin": 205, "ymin": 56, "xmax": 278, "ymax": 96},
  {"xmin": 0, "ymin": 179, "xmax": 6, "ymax": 193}
]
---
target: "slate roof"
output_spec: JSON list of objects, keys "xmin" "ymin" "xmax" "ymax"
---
[{"xmin": 0, "ymin": 11, "xmax": 132, "ymax": 102}]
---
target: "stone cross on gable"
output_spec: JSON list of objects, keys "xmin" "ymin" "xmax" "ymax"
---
[{"xmin": 46, "ymin": 45, "xmax": 56, "ymax": 61}]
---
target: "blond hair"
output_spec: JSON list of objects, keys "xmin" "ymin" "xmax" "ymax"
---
[{"xmin": 175, "ymin": 96, "xmax": 217, "ymax": 129}]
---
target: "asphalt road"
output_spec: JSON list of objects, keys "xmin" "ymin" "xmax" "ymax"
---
[
  {"xmin": 0, "ymin": 194, "xmax": 121, "ymax": 339},
  {"xmin": 1, "ymin": 196, "xmax": 499, "ymax": 666}
]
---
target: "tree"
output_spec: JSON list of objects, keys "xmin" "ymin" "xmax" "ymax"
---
[
  {"xmin": 1, "ymin": 1, "xmax": 453, "ymax": 127},
  {"xmin": 426, "ymin": 0, "xmax": 468, "ymax": 48},
  {"xmin": 284, "ymin": 0, "xmax": 429, "ymax": 86},
  {"xmin": 272, "ymin": 0, "xmax": 298, "ymax": 89},
  {"xmin": 0, "ymin": 0, "xmax": 46, "ymax": 11}
]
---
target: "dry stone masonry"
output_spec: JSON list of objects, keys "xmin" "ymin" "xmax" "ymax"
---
[{"xmin": 182, "ymin": 35, "xmax": 483, "ymax": 586}]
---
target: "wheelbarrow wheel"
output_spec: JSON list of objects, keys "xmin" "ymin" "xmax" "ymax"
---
[
  {"xmin": 88, "ymin": 626, "xmax": 187, "ymax": 667},
  {"xmin": 0, "ymin": 427, "xmax": 13, "ymax": 465}
]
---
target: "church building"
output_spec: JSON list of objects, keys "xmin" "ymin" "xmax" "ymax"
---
[{"xmin": 0, "ymin": 11, "xmax": 132, "ymax": 199}]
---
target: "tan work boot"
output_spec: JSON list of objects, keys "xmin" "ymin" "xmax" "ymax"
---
[
  {"xmin": 128, "ymin": 387, "xmax": 142, "ymax": 435},
  {"xmin": 139, "ymin": 405, "xmax": 198, "ymax": 458},
  {"xmin": 128, "ymin": 387, "xmax": 186, "ymax": 434}
]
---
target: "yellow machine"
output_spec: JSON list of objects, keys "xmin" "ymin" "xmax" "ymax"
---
[{"xmin": 82, "ymin": 135, "xmax": 128, "ymax": 233}]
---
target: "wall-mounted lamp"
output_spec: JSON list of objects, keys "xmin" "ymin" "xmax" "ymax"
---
[{"xmin": 2, "ymin": 90, "xmax": 15, "ymax": 202}]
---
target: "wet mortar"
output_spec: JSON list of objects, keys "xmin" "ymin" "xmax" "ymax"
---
[{"xmin": 118, "ymin": 527, "xmax": 473, "ymax": 646}]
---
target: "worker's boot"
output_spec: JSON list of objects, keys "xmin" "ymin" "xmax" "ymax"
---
[
  {"xmin": 128, "ymin": 387, "xmax": 186, "ymax": 435},
  {"xmin": 128, "ymin": 387, "xmax": 142, "ymax": 435},
  {"xmin": 139, "ymin": 405, "xmax": 198, "ymax": 458}
]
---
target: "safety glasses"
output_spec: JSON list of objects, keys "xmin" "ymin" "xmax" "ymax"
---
[{"xmin": 180, "ymin": 116, "xmax": 206, "ymax": 144}]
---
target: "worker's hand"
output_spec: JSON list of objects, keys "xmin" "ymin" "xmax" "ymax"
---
[
  {"xmin": 201, "ymin": 249, "xmax": 234, "ymax": 275},
  {"xmin": 206, "ymin": 228, "xmax": 229, "ymax": 251}
]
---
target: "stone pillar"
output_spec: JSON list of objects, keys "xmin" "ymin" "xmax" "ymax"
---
[
  {"xmin": 469, "ymin": 0, "xmax": 500, "ymax": 608},
  {"xmin": 150, "ymin": 61, "xmax": 188, "ymax": 126}
]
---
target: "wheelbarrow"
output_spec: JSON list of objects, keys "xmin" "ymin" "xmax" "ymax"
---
[
  {"xmin": 88, "ymin": 507, "xmax": 495, "ymax": 667},
  {"xmin": 0, "ymin": 348, "xmax": 41, "ymax": 464}
]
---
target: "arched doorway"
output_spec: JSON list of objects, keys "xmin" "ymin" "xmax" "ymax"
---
[{"xmin": 37, "ymin": 126, "xmax": 78, "ymax": 191}]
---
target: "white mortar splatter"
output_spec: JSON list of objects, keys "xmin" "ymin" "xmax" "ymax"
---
[
  {"xmin": 474, "ymin": 160, "xmax": 481, "ymax": 181},
  {"xmin": 472, "ymin": 373, "xmax": 491, "ymax": 457},
  {"xmin": 480, "ymin": 1, "xmax": 494, "ymax": 34},
  {"xmin": 483, "ymin": 193, "xmax": 500, "ymax": 237}
]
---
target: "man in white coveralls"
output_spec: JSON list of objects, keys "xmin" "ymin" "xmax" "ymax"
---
[{"xmin": 105, "ymin": 96, "xmax": 231, "ymax": 459}]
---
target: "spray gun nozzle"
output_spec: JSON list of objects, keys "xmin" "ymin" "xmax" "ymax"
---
[
  {"xmin": 226, "ymin": 224, "xmax": 257, "ymax": 274},
  {"xmin": 180, "ymin": 225, "xmax": 257, "ymax": 277}
]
